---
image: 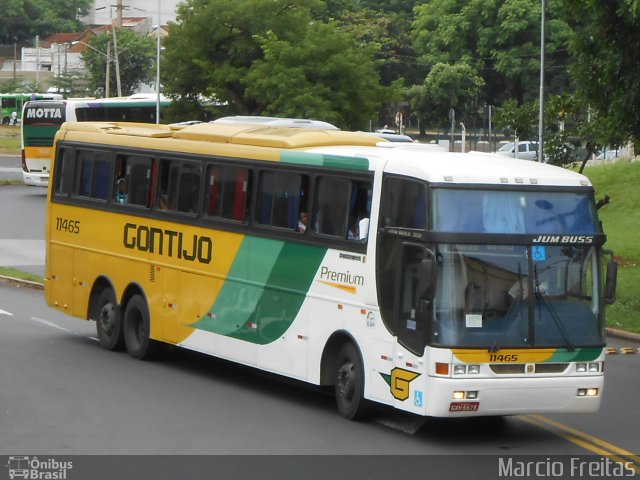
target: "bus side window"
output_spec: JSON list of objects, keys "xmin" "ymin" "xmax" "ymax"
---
[
  {"xmin": 74, "ymin": 149, "xmax": 111, "ymax": 201},
  {"xmin": 113, "ymin": 154, "xmax": 153, "ymax": 207},
  {"xmin": 313, "ymin": 176, "xmax": 371, "ymax": 240},
  {"xmin": 313, "ymin": 176, "xmax": 349, "ymax": 237},
  {"xmin": 378, "ymin": 176, "xmax": 427, "ymax": 229},
  {"xmin": 53, "ymin": 147, "xmax": 73, "ymax": 196},
  {"xmin": 204, "ymin": 164, "xmax": 251, "ymax": 222},
  {"xmin": 157, "ymin": 158, "xmax": 201, "ymax": 214},
  {"xmin": 257, "ymin": 170, "xmax": 306, "ymax": 230}
]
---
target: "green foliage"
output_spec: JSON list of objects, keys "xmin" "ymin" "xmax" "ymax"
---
[
  {"xmin": 560, "ymin": 0, "xmax": 640, "ymax": 148},
  {"xmin": 0, "ymin": 0, "xmax": 92, "ymax": 43},
  {"xmin": 82, "ymin": 30, "xmax": 156, "ymax": 97},
  {"xmin": 163, "ymin": 0, "xmax": 385, "ymax": 126},
  {"xmin": 163, "ymin": 0, "xmax": 323, "ymax": 115},
  {"xmin": 244, "ymin": 23, "xmax": 384, "ymax": 129},
  {"xmin": 408, "ymin": 62, "xmax": 484, "ymax": 128},
  {"xmin": 412, "ymin": 0, "xmax": 572, "ymax": 106},
  {"xmin": 494, "ymin": 98, "xmax": 536, "ymax": 140},
  {"xmin": 581, "ymin": 161, "xmax": 640, "ymax": 333}
]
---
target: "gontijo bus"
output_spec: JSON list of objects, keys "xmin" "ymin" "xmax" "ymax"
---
[
  {"xmin": 21, "ymin": 95, "xmax": 169, "ymax": 186},
  {"xmin": 45, "ymin": 121, "xmax": 617, "ymax": 420}
]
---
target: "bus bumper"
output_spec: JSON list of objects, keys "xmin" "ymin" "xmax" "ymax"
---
[
  {"xmin": 424, "ymin": 375, "xmax": 604, "ymax": 417},
  {"xmin": 22, "ymin": 172, "xmax": 49, "ymax": 187}
]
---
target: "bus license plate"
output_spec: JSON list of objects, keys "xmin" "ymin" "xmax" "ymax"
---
[{"xmin": 449, "ymin": 402, "xmax": 479, "ymax": 412}]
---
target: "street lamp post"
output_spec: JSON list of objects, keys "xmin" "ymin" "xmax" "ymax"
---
[
  {"xmin": 156, "ymin": 0, "xmax": 161, "ymax": 124},
  {"xmin": 538, "ymin": 0, "xmax": 546, "ymax": 163}
]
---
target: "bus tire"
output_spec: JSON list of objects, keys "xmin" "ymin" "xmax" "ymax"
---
[
  {"xmin": 123, "ymin": 294, "xmax": 160, "ymax": 360},
  {"xmin": 1, "ymin": 116, "xmax": 9, "ymax": 125},
  {"xmin": 335, "ymin": 342, "xmax": 370, "ymax": 420},
  {"xmin": 94, "ymin": 288, "xmax": 124, "ymax": 351}
]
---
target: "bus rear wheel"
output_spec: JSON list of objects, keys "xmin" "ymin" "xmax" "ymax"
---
[
  {"xmin": 123, "ymin": 294, "xmax": 160, "ymax": 360},
  {"xmin": 335, "ymin": 342, "xmax": 370, "ymax": 420},
  {"xmin": 94, "ymin": 288, "xmax": 124, "ymax": 351}
]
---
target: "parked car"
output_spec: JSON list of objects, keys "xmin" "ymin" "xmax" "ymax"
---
[
  {"xmin": 496, "ymin": 140, "xmax": 540, "ymax": 161},
  {"xmin": 596, "ymin": 148, "xmax": 624, "ymax": 160}
]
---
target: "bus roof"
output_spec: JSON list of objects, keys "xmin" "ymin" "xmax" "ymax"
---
[{"xmin": 55, "ymin": 121, "xmax": 592, "ymax": 188}]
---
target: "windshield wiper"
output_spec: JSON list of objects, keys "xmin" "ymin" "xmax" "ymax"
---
[
  {"xmin": 489, "ymin": 263, "xmax": 524, "ymax": 353},
  {"xmin": 533, "ymin": 266, "xmax": 575, "ymax": 351}
]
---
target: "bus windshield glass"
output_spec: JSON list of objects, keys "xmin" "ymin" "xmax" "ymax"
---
[
  {"xmin": 431, "ymin": 243, "xmax": 602, "ymax": 349},
  {"xmin": 432, "ymin": 189, "xmax": 598, "ymax": 234}
]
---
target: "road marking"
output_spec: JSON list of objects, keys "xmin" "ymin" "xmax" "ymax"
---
[
  {"xmin": 0, "ymin": 307, "xmax": 13, "ymax": 316},
  {"xmin": 30, "ymin": 316, "xmax": 75, "ymax": 334},
  {"xmin": 521, "ymin": 414, "xmax": 640, "ymax": 473}
]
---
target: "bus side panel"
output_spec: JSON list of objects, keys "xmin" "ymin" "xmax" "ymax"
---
[
  {"xmin": 72, "ymin": 249, "xmax": 89, "ymax": 318},
  {"xmin": 48, "ymin": 244, "xmax": 75, "ymax": 314}
]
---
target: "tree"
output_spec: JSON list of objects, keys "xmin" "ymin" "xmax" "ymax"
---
[
  {"xmin": 494, "ymin": 98, "xmax": 537, "ymax": 140},
  {"xmin": 0, "ymin": 0, "xmax": 92, "ymax": 44},
  {"xmin": 82, "ymin": 30, "xmax": 156, "ymax": 97},
  {"xmin": 162, "ymin": 0, "xmax": 386, "ymax": 127},
  {"xmin": 412, "ymin": 0, "xmax": 572, "ymax": 106},
  {"xmin": 162, "ymin": 0, "xmax": 324, "ymax": 117},
  {"xmin": 560, "ymin": 0, "xmax": 640, "ymax": 149},
  {"xmin": 244, "ymin": 22, "xmax": 385, "ymax": 129},
  {"xmin": 407, "ymin": 62, "xmax": 485, "ymax": 130}
]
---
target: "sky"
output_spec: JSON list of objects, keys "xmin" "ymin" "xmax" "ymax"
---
[{"xmin": 83, "ymin": 0, "xmax": 182, "ymax": 25}]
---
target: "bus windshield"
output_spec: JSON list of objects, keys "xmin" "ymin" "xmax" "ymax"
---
[
  {"xmin": 432, "ymin": 188, "xmax": 598, "ymax": 234},
  {"xmin": 431, "ymin": 243, "xmax": 602, "ymax": 349}
]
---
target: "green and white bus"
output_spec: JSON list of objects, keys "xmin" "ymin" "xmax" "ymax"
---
[
  {"xmin": 21, "ymin": 94, "xmax": 169, "ymax": 186},
  {"xmin": 46, "ymin": 121, "xmax": 617, "ymax": 419}
]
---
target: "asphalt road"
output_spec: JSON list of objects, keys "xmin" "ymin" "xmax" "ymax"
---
[
  {"xmin": 0, "ymin": 181, "xmax": 46, "ymax": 276},
  {"xmin": 0, "ymin": 153, "xmax": 21, "ymax": 182}
]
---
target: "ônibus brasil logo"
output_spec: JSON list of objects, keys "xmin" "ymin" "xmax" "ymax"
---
[{"xmin": 5, "ymin": 456, "xmax": 72, "ymax": 479}]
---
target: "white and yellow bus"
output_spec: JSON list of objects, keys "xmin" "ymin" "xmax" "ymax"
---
[{"xmin": 45, "ymin": 121, "xmax": 617, "ymax": 420}]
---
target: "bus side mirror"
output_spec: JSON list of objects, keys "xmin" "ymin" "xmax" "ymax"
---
[{"xmin": 603, "ymin": 250, "xmax": 618, "ymax": 305}]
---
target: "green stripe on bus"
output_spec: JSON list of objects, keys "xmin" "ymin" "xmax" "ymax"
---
[
  {"xmin": 280, "ymin": 151, "xmax": 369, "ymax": 171},
  {"xmin": 192, "ymin": 237, "xmax": 326, "ymax": 344},
  {"xmin": 548, "ymin": 347, "xmax": 603, "ymax": 362}
]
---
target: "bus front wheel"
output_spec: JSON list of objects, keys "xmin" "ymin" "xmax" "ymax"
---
[
  {"xmin": 123, "ymin": 294, "xmax": 160, "ymax": 360},
  {"xmin": 335, "ymin": 342, "xmax": 370, "ymax": 420},
  {"xmin": 94, "ymin": 288, "xmax": 124, "ymax": 351}
]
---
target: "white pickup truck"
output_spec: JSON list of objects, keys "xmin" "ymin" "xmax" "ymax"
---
[{"xmin": 496, "ymin": 140, "xmax": 540, "ymax": 160}]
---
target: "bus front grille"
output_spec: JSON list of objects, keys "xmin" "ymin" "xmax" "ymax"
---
[{"xmin": 490, "ymin": 363, "xmax": 569, "ymax": 374}]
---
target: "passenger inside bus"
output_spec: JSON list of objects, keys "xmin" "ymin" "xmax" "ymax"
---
[{"xmin": 115, "ymin": 177, "xmax": 128, "ymax": 204}]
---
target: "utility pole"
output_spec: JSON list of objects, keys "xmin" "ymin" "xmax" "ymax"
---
[
  {"xmin": 112, "ymin": 27, "xmax": 122, "ymax": 96},
  {"xmin": 116, "ymin": 0, "xmax": 123, "ymax": 28},
  {"xmin": 12, "ymin": 39, "xmax": 17, "ymax": 81},
  {"xmin": 538, "ymin": 0, "xmax": 546, "ymax": 162}
]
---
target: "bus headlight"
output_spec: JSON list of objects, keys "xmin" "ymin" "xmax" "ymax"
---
[
  {"xmin": 453, "ymin": 365, "xmax": 466, "ymax": 375},
  {"xmin": 588, "ymin": 362, "xmax": 601, "ymax": 373},
  {"xmin": 576, "ymin": 363, "xmax": 587, "ymax": 373},
  {"xmin": 467, "ymin": 365, "xmax": 480, "ymax": 374},
  {"xmin": 577, "ymin": 388, "xmax": 599, "ymax": 397}
]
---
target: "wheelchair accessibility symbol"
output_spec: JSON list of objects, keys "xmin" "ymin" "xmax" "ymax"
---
[{"xmin": 532, "ymin": 246, "xmax": 547, "ymax": 262}]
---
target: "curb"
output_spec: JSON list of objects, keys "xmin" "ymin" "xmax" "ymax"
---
[
  {"xmin": 606, "ymin": 327, "xmax": 640, "ymax": 343},
  {"xmin": 1, "ymin": 274, "xmax": 639, "ymax": 342},
  {"xmin": 0, "ymin": 274, "xmax": 44, "ymax": 291}
]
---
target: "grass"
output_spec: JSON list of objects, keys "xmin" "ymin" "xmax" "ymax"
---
[
  {"xmin": 0, "ymin": 125, "xmax": 21, "ymax": 154},
  {"xmin": 581, "ymin": 160, "xmax": 640, "ymax": 333},
  {"xmin": 0, "ymin": 267, "xmax": 44, "ymax": 284}
]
